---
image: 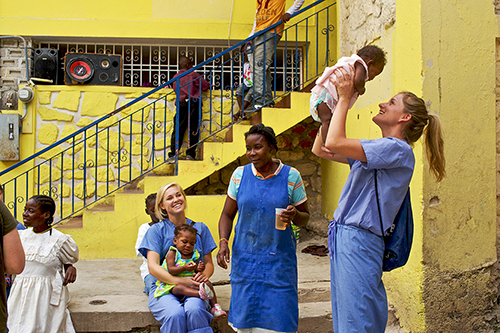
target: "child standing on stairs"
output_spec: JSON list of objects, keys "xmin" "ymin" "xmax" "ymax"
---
[
  {"xmin": 135, "ymin": 193, "xmax": 160, "ymax": 296},
  {"xmin": 154, "ymin": 224, "xmax": 226, "ymax": 318},
  {"xmin": 310, "ymin": 45, "xmax": 386, "ymax": 143}
]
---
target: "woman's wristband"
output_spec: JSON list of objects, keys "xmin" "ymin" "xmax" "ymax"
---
[{"xmin": 219, "ymin": 238, "xmax": 229, "ymax": 244}]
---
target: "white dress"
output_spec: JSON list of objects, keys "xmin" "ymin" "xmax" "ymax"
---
[{"xmin": 7, "ymin": 228, "xmax": 79, "ymax": 333}]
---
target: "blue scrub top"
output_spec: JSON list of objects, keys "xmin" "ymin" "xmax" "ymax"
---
[
  {"xmin": 333, "ymin": 137, "xmax": 415, "ymax": 236},
  {"xmin": 138, "ymin": 218, "xmax": 216, "ymax": 264}
]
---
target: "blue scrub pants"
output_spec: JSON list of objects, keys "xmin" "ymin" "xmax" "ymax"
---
[
  {"xmin": 148, "ymin": 287, "xmax": 213, "ymax": 333},
  {"xmin": 143, "ymin": 274, "xmax": 156, "ymax": 295},
  {"xmin": 329, "ymin": 223, "xmax": 388, "ymax": 333}
]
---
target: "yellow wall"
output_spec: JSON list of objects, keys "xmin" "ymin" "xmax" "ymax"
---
[
  {"xmin": 0, "ymin": 0, "xmax": 334, "ymax": 88},
  {"xmin": 418, "ymin": 0, "xmax": 497, "ymax": 331},
  {"xmin": 321, "ymin": 0, "xmax": 497, "ymax": 331},
  {"xmin": 0, "ymin": 0, "xmax": 319, "ymax": 40},
  {"xmin": 70, "ymin": 193, "xmax": 229, "ymax": 259}
]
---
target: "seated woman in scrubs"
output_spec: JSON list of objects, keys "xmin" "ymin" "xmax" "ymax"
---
[{"xmin": 139, "ymin": 182, "xmax": 216, "ymax": 333}]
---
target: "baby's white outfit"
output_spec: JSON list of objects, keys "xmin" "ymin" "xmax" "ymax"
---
[{"xmin": 310, "ymin": 54, "xmax": 369, "ymax": 122}]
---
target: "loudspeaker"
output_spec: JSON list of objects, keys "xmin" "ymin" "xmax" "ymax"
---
[
  {"xmin": 64, "ymin": 53, "xmax": 121, "ymax": 86},
  {"xmin": 33, "ymin": 48, "xmax": 59, "ymax": 85}
]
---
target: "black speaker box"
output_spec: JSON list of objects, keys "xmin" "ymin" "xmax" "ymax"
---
[
  {"xmin": 64, "ymin": 53, "xmax": 121, "ymax": 86},
  {"xmin": 33, "ymin": 48, "xmax": 59, "ymax": 85}
]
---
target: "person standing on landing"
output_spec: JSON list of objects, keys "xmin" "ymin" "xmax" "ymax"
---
[
  {"xmin": 168, "ymin": 56, "xmax": 210, "ymax": 162},
  {"xmin": 312, "ymin": 66, "xmax": 445, "ymax": 332},
  {"xmin": 234, "ymin": 43, "xmax": 253, "ymax": 121},
  {"xmin": 246, "ymin": 0, "xmax": 305, "ymax": 111}
]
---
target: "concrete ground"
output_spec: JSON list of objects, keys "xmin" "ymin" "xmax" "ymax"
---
[{"xmin": 67, "ymin": 239, "xmax": 403, "ymax": 332}]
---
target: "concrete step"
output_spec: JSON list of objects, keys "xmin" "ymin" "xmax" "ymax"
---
[{"xmin": 67, "ymin": 240, "xmax": 403, "ymax": 332}]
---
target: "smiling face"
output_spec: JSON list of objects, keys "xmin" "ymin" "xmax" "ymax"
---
[
  {"xmin": 159, "ymin": 185, "xmax": 186, "ymax": 217},
  {"xmin": 373, "ymin": 94, "xmax": 407, "ymax": 128},
  {"xmin": 173, "ymin": 230, "xmax": 197, "ymax": 257},
  {"xmin": 245, "ymin": 134, "xmax": 275, "ymax": 170},
  {"xmin": 23, "ymin": 199, "xmax": 50, "ymax": 232}
]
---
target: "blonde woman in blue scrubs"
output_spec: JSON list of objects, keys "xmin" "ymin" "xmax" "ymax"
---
[{"xmin": 313, "ymin": 66, "xmax": 445, "ymax": 332}]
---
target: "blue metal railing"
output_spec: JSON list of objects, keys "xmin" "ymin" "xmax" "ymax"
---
[{"xmin": 0, "ymin": 0, "xmax": 336, "ymax": 223}]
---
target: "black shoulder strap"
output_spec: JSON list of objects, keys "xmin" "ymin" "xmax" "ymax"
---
[{"xmin": 374, "ymin": 169, "xmax": 385, "ymax": 238}]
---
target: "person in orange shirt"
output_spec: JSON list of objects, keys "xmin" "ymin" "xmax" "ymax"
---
[{"xmin": 246, "ymin": 0, "xmax": 304, "ymax": 111}]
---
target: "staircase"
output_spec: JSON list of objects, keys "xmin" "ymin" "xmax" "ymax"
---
[
  {"xmin": 0, "ymin": 0, "xmax": 336, "ymax": 259},
  {"xmin": 63, "ymin": 92, "xmax": 311, "ymax": 259}
]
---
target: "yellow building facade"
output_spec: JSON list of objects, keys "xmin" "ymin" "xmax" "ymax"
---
[
  {"xmin": 322, "ymin": 0, "xmax": 498, "ymax": 331},
  {"xmin": 1, "ymin": 0, "xmax": 499, "ymax": 331}
]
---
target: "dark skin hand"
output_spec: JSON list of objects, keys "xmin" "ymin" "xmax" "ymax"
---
[
  {"xmin": 63, "ymin": 264, "xmax": 77, "ymax": 286},
  {"xmin": 281, "ymin": 13, "xmax": 291, "ymax": 23},
  {"xmin": 196, "ymin": 261, "xmax": 205, "ymax": 273}
]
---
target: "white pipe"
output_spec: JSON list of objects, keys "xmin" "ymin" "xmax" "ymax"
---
[{"xmin": 227, "ymin": 0, "xmax": 235, "ymax": 46}]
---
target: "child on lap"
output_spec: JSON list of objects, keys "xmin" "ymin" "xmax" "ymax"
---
[
  {"xmin": 311, "ymin": 45, "xmax": 386, "ymax": 142},
  {"xmin": 155, "ymin": 224, "xmax": 226, "ymax": 318}
]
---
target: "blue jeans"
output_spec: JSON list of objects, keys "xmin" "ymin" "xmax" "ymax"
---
[
  {"xmin": 247, "ymin": 32, "xmax": 281, "ymax": 106},
  {"xmin": 143, "ymin": 274, "xmax": 156, "ymax": 296}
]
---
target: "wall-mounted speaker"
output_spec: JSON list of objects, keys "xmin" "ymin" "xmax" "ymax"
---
[
  {"xmin": 33, "ymin": 48, "xmax": 59, "ymax": 85},
  {"xmin": 64, "ymin": 53, "xmax": 121, "ymax": 86}
]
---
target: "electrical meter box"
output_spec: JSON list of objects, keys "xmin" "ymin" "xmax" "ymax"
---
[{"xmin": 0, "ymin": 114, "xmax": 21, "ymax": 161}]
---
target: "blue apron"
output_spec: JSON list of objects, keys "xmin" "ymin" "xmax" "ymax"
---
[{"xmin": 229, "ymin": 164, "xmax": 298, "ymax": 332}]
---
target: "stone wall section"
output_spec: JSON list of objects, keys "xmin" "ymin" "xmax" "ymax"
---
[
  {"xmin": 338, "ymin": 0, "xmax": 395, "ymax": 56},
  {"xmin": 487, "ymin": 37, "xmax": 500, "ymax": 329},
  {"xmin": 185, "ymin": 117, "xmax": 329, "ymax": 237},
  {"xmin": 0, "ymin": 38, "xmax": 33, "ymax": 110}
]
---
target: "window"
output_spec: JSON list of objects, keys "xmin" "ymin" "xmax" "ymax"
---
[{"xmin": 36, "ymin": 41, "xmax": 303, "ymax": 91}]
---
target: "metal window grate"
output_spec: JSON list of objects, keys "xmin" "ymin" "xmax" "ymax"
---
[{"xmin": 37, "ymin": 42, "xmax": 303, "ymax": 90}]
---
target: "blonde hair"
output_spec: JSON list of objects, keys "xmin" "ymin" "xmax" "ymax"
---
[
  {"xmin": 400, "ymin": 92, "xmax": 446, "ymax": 182},
  {"xmin": 155, "ymin": 182, "xmax": 187, "ymax": 221}
]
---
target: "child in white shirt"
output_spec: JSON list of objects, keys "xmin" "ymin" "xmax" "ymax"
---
[{"xmin": 135, "ymin": 193, "xmax": 160, "ymax": 295}]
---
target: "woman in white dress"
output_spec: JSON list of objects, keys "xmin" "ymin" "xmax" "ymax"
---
[{"xmin": 7, "ymin": 195, "xmax": 79, "ymax": 333}]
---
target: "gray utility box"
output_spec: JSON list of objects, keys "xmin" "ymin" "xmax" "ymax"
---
[{"xmin": 0, "ymin": 113, "xmax": 21, "ymax": 161}]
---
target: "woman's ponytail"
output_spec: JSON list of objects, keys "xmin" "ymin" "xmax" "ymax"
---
[
  {"xmin": 401, "ymin": 92, "xmax": 446, "ymax": 182},
  {"xmin": 424, "ymin": 114, "xmax": 446, "ymax": 181}
]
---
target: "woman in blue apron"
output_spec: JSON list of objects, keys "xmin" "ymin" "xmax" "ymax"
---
[
  {"xmin": 217, "ymin": 124, "xmax": 310, "ymax": 333},
  {"xmin": 139, "ymin": 183, "xmax": 216, "ymax": 333},
  {"xmin": 312, "ymin": 66, "xmax": 446, "ymax": 332}
]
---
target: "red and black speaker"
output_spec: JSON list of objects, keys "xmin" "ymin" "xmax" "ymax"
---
[
  {"xmin": 64, "ymin": 53, "xmax": 121, "ymax": 86},
  {"xmin": 33, "ymin": 48, "xmax": 59, "ymax": 85}
]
